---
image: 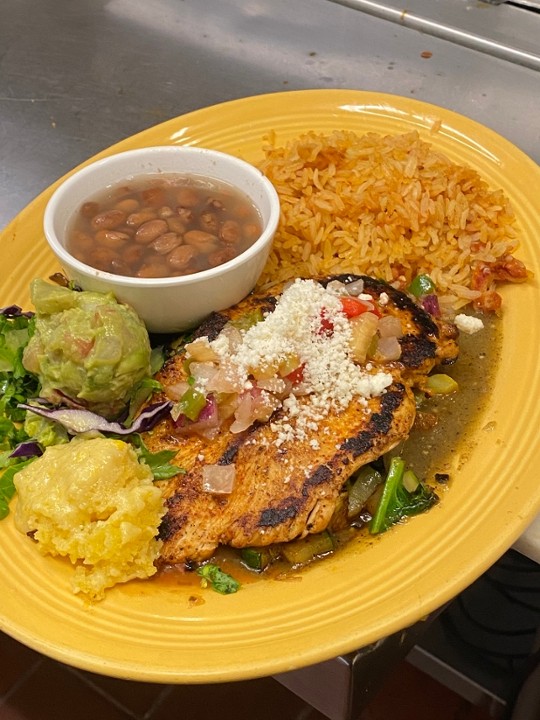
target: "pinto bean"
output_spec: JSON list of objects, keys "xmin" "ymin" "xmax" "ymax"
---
[
  {"xmin": 167, "ymin": 244, "xmax": 198, "ymax": 270},
  {"xmin": 184, "ymin": 230, "xmax": 218, "ymax": 253},
  {"xmin": 70, "ymin": 230, "xmax": 94, "ymax": 254},
  {"xmin": 80, "ymin": 202, "xmax": 99, "ymax": 219},
  {"xmin": 122, "ymin": 244, "xmax": 145, "ymax": 265},
  {"xmin": 199, "ymin": 211, "xmax": 219, "ymax": 233},
  {"xmin": 158, "ymin": 206, "xmax": 175, "ymax": 219},
  {"xmin": 135, "ymin": 219, "xmax": 169, "ymax": 244},
  {"xmin": 151, "ymin": 232, "xmax": 182, "ymax": 255},
  {"xmin": 142, "ymin": 187, "xmax": 167, "ymax": 207},
  {"xmin": 243, "ymin": 222, "xmax": 261, "ymax": 241},
  {"xmin": 90, "ymin": 209, "xmax": 126, "ymax": 231},
  {"xmin": 220, "ymin": 219, "xmax": 241, "ymax": 244},
  {"xmin": 87, "ymin": 247, "xmax": 120, "ymax": 272},
  {"xmin": 110, "ymin": 258, "xmax": 132, "ymax": 276},
  {"xmin": 95, "ymin": 230, "xmax": 130, "ymax": 248},
  {"xmin": 207, "ymin": 198, "xmax": 224, "ymax": 211},
  {"xmin": 207, "ymin": 247, "xmax": 236, "ymax": 267},
  {"xmin": 166, "ymin": 216, "xmax": 187, "ymax": 234},
  {"xmin": 126, "ymin": 208, "xmax": 158, "ymax": 227},
  {"xmin": 176, "ymin": 207, "xmax": 194, "ymax": 223},
  {"xmin": 231, "ymin": 202, "xmax": 253, "ymax": 220},
  {"xmin": 114, "ymin": 225, "xmax": 135, "ymax": 237},
  {"xmin": 137, "ymin": 260, "xmax": 170, "ymax": 278},
  {"xmin": 176, "ymin": 187, "xmax": 200, "ymax": 208},
  {"xmin": 113, "ymin": 197, "xmax": 140, "ymax": 214}
]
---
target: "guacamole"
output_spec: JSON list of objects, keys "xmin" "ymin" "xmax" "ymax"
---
[{"xmin": 23, "ymin": 279, "xmax": 152, "ymax": 419}]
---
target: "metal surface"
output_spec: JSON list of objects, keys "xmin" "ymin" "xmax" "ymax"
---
[
  {"xmin": 1, "ymin": 1, "xmax": 539, "ymax": 717},
  {"xmin": 509, "ymin": 627, "xmax": 540, "ymax": 720},
  {"xmin": 275, "ymin": 612, "xmax": 443, "ymax": 720},
  {"xmin": 410, "ymin": 551, "xmax": 540, "ymax": 719},
  {"xmin": 490, "ymin": 0, "xmax": 540, "ymax": 9},
  {"xmin": 326, "ymin": 0, "xmax": 540, "ymax": 70},
  {"xmin": 408, "ymin": 645, "xmax": 506, "ymax": 715},
  {"xmin": 1, "ymin": 0, "xmax": 540, "ymax": 233},
  {"xmin": 514, "ymin": 0, "xmax": 540, "ymax": 8}
]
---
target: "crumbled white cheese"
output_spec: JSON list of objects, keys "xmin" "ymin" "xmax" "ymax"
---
[
  {"xmin": 378, "ymin": 292, "xmax": 389, "ymax": 306},
  {"xmin": 454, "ymin": 314, "xmax": 484, "ymax": 335},
  {"xmin": 209, "ymin": 279, "xmax": 393, "ymax": 446}
]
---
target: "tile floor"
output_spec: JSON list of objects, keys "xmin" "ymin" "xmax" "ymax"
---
[{"xmin": 0, "ymin": 631, "xmax": 493, "ymax": 720}]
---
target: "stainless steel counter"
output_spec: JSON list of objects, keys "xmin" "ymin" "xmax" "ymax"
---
[
  {"xmin": 1, "ymin": 1, "xmax": 539, "ymax": 716},
  {"xmin": 1, "ymin": 0, "xmax": 539, "ymax": 232},
  {"xmin": 328, "ymin": 0, "xmax": 540, "ymax": 69}
]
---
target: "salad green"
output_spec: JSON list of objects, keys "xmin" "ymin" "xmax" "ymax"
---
[
  {"xmin": 0, "ymin": 306, "xmax": 39, "ymax": 519},
  {"xmin": 196, "ymin": 563, "xmax": 240, "ymax": 594},
  {"xmin": 370, "ymin": 457, "xmax": 438, "ymax": 534}
]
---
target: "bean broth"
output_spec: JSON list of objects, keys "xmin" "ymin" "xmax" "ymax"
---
[{"xmin": 67, "ymin": 174, "xmax": 263, "ymax": 278}]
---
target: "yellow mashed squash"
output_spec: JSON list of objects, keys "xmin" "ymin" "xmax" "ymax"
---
[{"xmin": 14, "ymin": 437, "xmax": 165, "ymax": 600}]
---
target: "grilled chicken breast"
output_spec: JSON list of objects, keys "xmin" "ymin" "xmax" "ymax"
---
[{"xmin": 144, "ymin": 274, "xmax": 459, "ymax": 564}]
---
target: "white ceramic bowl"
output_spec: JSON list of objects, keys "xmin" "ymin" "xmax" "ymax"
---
[{"xmin": 43, "ymin": 146, "xmax": 280, "ymax": 333}]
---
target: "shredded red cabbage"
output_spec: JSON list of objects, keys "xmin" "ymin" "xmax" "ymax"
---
[
  {"xmin": 18, "ymin": 400, "xmax": 172, "ymax": 436},
  {"xmin": 422, "ymin": 294, "xmax": 441, "ymax": 317},
  {"xmin": 52, "ymin": 389, "xmax": 88, "ymax": 409},
  {"xmin": 0, "ymin": 305, "xmax": 34, "ymax": 319},
  {"xmin": 9, "ymin": 441, "xmax": 44, "ymax": 459}
]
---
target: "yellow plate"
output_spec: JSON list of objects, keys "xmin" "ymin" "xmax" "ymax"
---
[{"xmin": 1, "ymin": 89, "xmax": 540, "ymax": 683}]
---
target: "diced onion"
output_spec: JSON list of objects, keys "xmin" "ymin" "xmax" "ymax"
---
[
  {"xmin": 206, "ymin": 365, "xmax": 245, "ymax": 393},
  {"xmin": 377, "ymin": 335, "xmax": 402, "ymax": 360},
  {"xmin": 190, "ymin": 361, "xmax": 218, "ymax": 385},
  {"xmin": 377, "ymin": 315, "xmax": 403, "ymax": 338},
  {"xmin": 229, "ymin": 392, "xmax": 254, "ymax": 433},
  {"xmin": 165, "ymin": 381, "xmax": 190, "ymax": 401},
  {"xmin": 256, "ymin": 377, "xmax": 288, "ymax": 394},
  {"xmin": 185, "ymin": 337, "xmax": 219, "ymax": 362},
  {"xmin": 345, "ymin": 278, "xmax": 365, "ymax": 296},
  {"xmin": 202, "ymin": 464, "xmax": 236, "ymax": 494},
  {"xmin": 219, "ymin": 324, "xmax": 243, "ymax": 352},
  {"xmin": 229, "ymin": 388, "xmax": 279, "ymax": 433},
  {"xmin": 349, "ymin": 312, "xmax": 379, "ymax": 363},
  {"xmin": 326, "ymin": 280, "xmax": 347, "ymax": 294}
]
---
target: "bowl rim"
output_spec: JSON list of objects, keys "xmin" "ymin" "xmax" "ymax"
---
[{"xmin": 43, "ymin": 146, "xmax": 280, "ymax": 288}]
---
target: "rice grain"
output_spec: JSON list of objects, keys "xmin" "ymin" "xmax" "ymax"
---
[{"xmin": 257, "ymin": 130, "xmax": 521, "ymax": 310}]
